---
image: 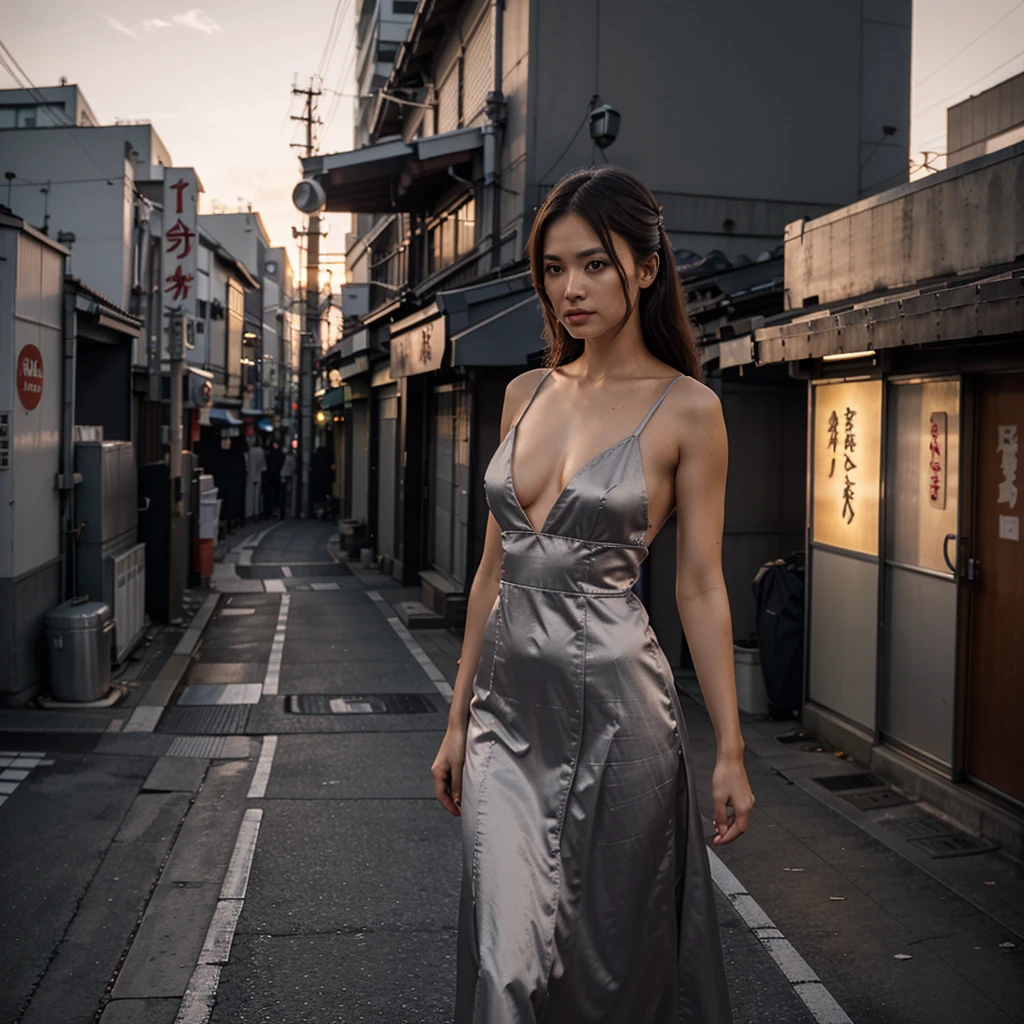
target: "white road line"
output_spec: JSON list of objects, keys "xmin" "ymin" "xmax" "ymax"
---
[
  {"xmin": 264, "ymin": 578, "xmax": 285, "ymax": 593},
  {"xmin": 175, "ymin": 808, "xmax": 263, "ymax": 1024},
  {"xmin": 366, "ymin": 590, "xmax": 454, "ymax": 700},
  {"xmin": 708, "ymin": 851, "xmax": 854, "ymax": 1024},
  {"xmin": 281, "ymin": 565, "xmax": 293, "ymax": 577},
  {"xmin": 262, "ymin": 595, "xmax": 290, "ymax": 696},
  {"xmin": 220, "ymin": 807, "xmax": 263, "ymax": 900},
  {"xmin": 247, "ymin": 735, "xmax": 278, "ymax": 799}
]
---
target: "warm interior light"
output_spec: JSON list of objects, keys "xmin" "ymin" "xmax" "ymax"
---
[
  {"xmin": 316, "ymin": 410, "xmax": 326, "ymax": 423},
  {"xmin": 822, "ymin": 350, "xmax": 875, "ymax": 362}
]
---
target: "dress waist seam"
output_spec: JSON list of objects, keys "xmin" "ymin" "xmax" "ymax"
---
[{"xmin": 499, "ymin": 578, "xmax": 635, "ymax": 598}]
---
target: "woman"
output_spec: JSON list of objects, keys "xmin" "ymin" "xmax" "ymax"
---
[{"xmin": 432, "ymin": 166, "xmax": 754, "ymax": 1023}]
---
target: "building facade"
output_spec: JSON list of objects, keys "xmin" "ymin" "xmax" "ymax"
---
[
  {"xmin": 302, "ymin": 0, "xmax": 912, "ymax": 633},
  {"xmin": 739, "ymin": 139, "xmax": 1024, "ymax": 854}
]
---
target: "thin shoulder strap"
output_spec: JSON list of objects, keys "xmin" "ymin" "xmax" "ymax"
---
[
  {"xmin": 633, "ymin": 374, "xmax": 686, "ymax": 437},
  {"xmin": 512, "ymin": 368, "xmax": 554, "ymax": 428}
]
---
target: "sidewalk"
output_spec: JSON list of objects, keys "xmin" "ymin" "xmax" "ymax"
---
[{"xmin": 0, "ymin": 521, "xmax": 264, "ymax": 1024}]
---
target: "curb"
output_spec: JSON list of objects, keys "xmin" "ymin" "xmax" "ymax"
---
[{"xmin": 122, "ymin": 592, "xmax": 219, "ymax": 734}]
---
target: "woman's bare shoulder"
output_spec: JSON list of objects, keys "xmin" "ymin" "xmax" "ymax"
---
[
  {"xmin": 503, "ymin": 367, "xmax": 548, "ymax": 409},
  {"xmin": 662, "ymin": 375, "xmax": 725, "ymax": 446}
]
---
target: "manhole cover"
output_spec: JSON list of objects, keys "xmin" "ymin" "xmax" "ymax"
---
[
  {"xmin": 908, "ymin": 832, "xmax": 999, "ymax": 858},
  {"xmin": 839, "ymin": 788, "xmax": 910, "ymax": 810},
  {"xmin": 811, "ymin": 772, "xmax": 884, "ymax": 793},
  {"xmin": 287, "ymin": 693, "xmax": 444, "ymax": 715},
  {"xmin": 882, "ymin": 815, "xmax": 958, "ymax": 840}
]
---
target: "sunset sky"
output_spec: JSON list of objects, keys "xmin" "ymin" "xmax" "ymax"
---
[{"xmin": 2, "ymin": 0, "xmax": 1022, "ymax": 277}]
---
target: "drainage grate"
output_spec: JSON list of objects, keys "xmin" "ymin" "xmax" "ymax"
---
[
  {"xmin": 882, "ymin": 815, "xmax": 958, "ymax": 840},
  {"xmin": 287, "ymin": 693, "xmax": 444, "ymax": 715},
  {"xmin": 158, "ymin": 705, "xmax": 250, "ymax": 735},
  {"xmin": 839, "ymin": 788, "xmax": 910, "ymax": 811},
  {"xmin": 811, "ymin": 772, "xmax": 884, "ymax": 793},
  {"xmin": 908, "ymin": 832, "xmax": 999, "ymax": 858}
]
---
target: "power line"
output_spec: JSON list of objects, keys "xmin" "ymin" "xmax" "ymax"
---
[
  {"xmin": 537, "ymin": 99, "xmax": 593, "ymax": 186},
  {"xmin": 321, "ymin": 34, "xmax": 360, "ymax": 142},
  {"xmin": 913, "ymin": 0, "xmax": 1023, "ymax": 90},
  {"xmin": 317, "ymin": 0, "xmax": 353, "ymax": 84},
  {"xmin": 912, "ymin": 45, "xmax": 1024, "ymax": 121},
  {"xmin": 0, "ymin": 35, "xmax": 118, "ymax": 182}
]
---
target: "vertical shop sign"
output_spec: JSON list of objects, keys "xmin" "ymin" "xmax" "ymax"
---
[
  {"xmin": 812, "ymin": 380, "xmax": 882, "ymax": 556},
  {"xmin": 997, "ymin": 423, "xmax": 1019, "ymax": 541},
  {"xmin": 0, "ymin": 412, "xmax": 10, "ymax": 469},
  {"xmin": 162, "ymin": 168, "xmax": 199, "ymax": 323},
  {"xmin": 928, "ymin": 411, "xmax": 947, "ymax": 510}
]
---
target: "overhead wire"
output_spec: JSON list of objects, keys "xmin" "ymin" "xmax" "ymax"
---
[
  {"xmin": 321, "ymin": 30, "xmax": 361, "ymax": 143},
  {"xmin": 912, "ymin": 45, "xmax": 1024, "ymax": 121},
  {"xmin": 913, "ymin": 0, "xmax": 1023, "ymax": 90},
  {"xmin": 0, "ymin": 35, "xmax": 121, "ymax": 182},
  {"xmin": 317, "ymin": 0, "xmax": 348, "ymax": 82}
]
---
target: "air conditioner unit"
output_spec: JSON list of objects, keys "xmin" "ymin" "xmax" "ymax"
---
[
  {"xmin": 106, "ymin": 542, "xmax": 147, "ymax": 662},
  {"xmin": 341, "ymin": 283, "xmax": 370, "ymax": 318}
]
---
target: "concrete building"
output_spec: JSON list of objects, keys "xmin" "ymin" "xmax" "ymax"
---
[
  {"xmin": 946, "ymin": 69, "xmax": 1024, "ymax": 168},
  {"xmin": 303, "ymin": 0, "xmax": 912, "ymax": 635},
  {"xmin": 733, "ymin": 137, "xmax": 1024, "ymax": 856}
]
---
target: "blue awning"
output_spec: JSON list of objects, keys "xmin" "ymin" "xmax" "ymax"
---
[{"xmin": 208, "ymin": 408, "xmax": 243, "ymax": 426}]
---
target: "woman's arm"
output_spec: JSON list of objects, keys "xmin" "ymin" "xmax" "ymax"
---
[
  {"xmin": 673, "ymin": 385, "xmax": 754, "ymax": 845},
  {"xmin": 431, "ymin": 372, "xmax": 541, "ymax": 817},
  {"xmin": 446, "ymin": 512, "xmax": 504, "ymax": 731}
]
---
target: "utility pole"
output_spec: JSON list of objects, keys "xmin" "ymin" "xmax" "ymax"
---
[{"xmin": 292, "ymin": 80, "xmax": 322, "ymax": 519}]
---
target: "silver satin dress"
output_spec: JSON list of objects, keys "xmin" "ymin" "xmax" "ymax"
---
[{"xmin": 455, "ymin": 370, "xmax": 731, "ymax": 1023}]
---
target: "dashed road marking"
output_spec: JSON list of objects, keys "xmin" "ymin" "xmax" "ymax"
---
[
  {"xmin": 708, "ymin": 850, "xmax": 854, "ymax": 1024},
  {"xmin": 366, "ymin": 590, "xmax": 454, "ymax": 701},
  {"xmin": 247, "ymin": 735, "xmax": 278, "ymax": 799},
  {"xmin": 262, "ymin": 595, "xmax": 289, "ymax": 696},
  {"xmin": 281, "ymin": 565, "xmax": 293, "ymax": 577}
]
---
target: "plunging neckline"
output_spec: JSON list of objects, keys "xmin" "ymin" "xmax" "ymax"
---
[{"xmin": 507, "ymin": 424, "xmax": 644, "ymax": 537}]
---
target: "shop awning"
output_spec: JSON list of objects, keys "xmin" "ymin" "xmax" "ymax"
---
[
  {"xmin": 449, "ymin": 293, "xmax": 546, "ymax": 367},
  {"xmin": 301, "ymin": 126, "xmax": 484, "ymax": 214},
  {"xmin": 208, "ymin": 408, "xmax": 243, "ymax": 426},
  {"xmin": 319, "ymin": 387, "xmax": 346, "ymax": 411}
]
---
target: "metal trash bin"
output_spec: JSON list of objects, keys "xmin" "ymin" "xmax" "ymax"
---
[{"xmin": 45, "ymin": 597, "xmax": 115, "ymax": 702}]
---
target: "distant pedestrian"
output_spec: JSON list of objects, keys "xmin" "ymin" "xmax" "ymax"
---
[
  {"xmin": 280, "ymin": 446, "xmax": 296, "ymax": 518},
  {"xmin": 264, "ymin": 440, "xmax": 284, "ymax": 519},
  {"xmin": 244, "ymin": 437, "xmax": 265, "ymax": 521}
]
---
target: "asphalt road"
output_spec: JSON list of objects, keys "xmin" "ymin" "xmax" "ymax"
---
[{"xmin": 1, "ymin": 519, "xmax": 1021, "ymax": 1024}]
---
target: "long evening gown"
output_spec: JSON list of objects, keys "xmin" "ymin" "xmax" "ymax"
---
[{"xmin": 455, "ymin": 369, "xmax": 731, "ymax": 1023}]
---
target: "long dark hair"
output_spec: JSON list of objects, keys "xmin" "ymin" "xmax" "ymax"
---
[{"xmin": 527, "ymin": 165, "xmax": 703, "ymax": 382}]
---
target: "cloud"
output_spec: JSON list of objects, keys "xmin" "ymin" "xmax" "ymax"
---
[
  {"xmin": 172, "ymin": 10, "xmax": 223, "ymax": 34},
  {"xmin": 142, "ymin": 18, "xmax": 173, "ymax": 31},
  {"xmin": 102, "ymin": 14, "xmax": 138, "ymax": 38}
]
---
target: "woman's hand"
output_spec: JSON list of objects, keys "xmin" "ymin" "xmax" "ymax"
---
[
  {"xmin": 431, "ymin": 723, "xmax": 467, "ymax": 817},
  {"xmin": 711, "ymin": 755, "xmax": 754, "ymax": 845}
]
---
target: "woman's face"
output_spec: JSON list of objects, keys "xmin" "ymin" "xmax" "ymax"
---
[{"xmin": 541, "ymin": 211, "xmax": 657, "ymax": 340}]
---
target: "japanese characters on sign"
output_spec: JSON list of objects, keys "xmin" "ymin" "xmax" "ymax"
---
[
  {"xmin": 162, "ymin": 168, "xmax": 199, "ymax": 325},
  {"xmin": 928, "ymin": 412, "xmax": 947, "ymax": 510},
  {"xmin": 997, "ymin": 424, "xmax": 1019, "ymax": 542},
  {"xmin": 16, "ymin": 344, "xmax": 44, "ymax": 411},
  {"xmin": 996, "ymin": 424, "xmax": 1018, "ymax": 510},
  {"xmin": 812, "ymin": 380, "xmax": 881, "ymax": 556},
  {"xmin": 0, "ymin": 412, "xmax": 9, "ymax": 470}
]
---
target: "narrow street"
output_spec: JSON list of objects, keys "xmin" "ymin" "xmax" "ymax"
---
[{"xmin": 0, "ymin": 519, "xmax": 1020, "ymax": 1024}]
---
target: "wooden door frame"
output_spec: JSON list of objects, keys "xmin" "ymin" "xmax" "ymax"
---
[{"xmin": 951, "ymin": 373, "xmax": 976, "ymax": 784}]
